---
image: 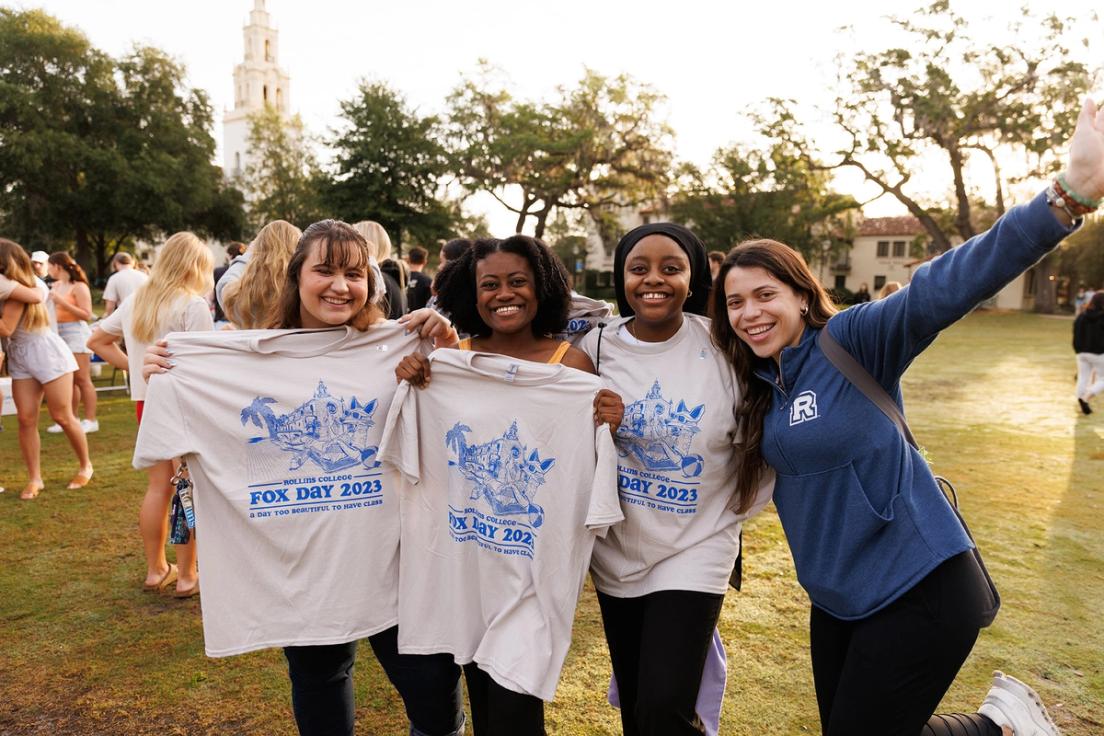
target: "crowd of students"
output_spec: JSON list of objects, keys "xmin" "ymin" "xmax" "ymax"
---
[{"xmin": 1, "ymin": 100, "xmax": 1101, "ymax": 736}]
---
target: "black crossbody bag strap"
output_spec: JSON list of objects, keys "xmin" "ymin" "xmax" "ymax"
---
[{"xmin": 816, "ymin": 322, "xmax": 1000, "ymax": 626}]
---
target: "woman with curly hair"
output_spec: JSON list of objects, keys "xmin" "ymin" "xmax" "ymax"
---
[{"xmin": 395, "ymin": 235, "xmax": 622, "ymax": 736}]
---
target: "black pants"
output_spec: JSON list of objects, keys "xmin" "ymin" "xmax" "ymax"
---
[
  {"xmin": 283, "ymin": 626, "xmax": 464, "ymax": 736},
  {"xmin": 462, "ymin": 662, "xmax": 544, "ymax": 736},
  {"xmin": 596, "ymin": 589, "xmax": 724, "ymax": 736},
  {"xmin": 810, "ymin": 552, "xmax": 1001, "ymax": 736}
]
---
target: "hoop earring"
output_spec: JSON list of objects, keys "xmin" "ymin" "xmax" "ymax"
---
[
  {"xmin": 800, "ymin": 304, "xmax": 809, "ymax": 316},
  {"xmin": 688, "ymin": 290, "xmax": 694, "ymax": 297}
]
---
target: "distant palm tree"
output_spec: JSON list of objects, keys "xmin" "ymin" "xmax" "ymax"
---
[
  {"xmin": 446, "ymin": 423, "xmax": 471, "ymax": 464},
  {"xmin": 241, "ymin": 397, "xmax": 279, "ymax": 440}
]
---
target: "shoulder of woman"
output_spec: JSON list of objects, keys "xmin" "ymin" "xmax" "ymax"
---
[{"xmin": 561, "ymin": 345, "xmax": 595, "ymax": 374}]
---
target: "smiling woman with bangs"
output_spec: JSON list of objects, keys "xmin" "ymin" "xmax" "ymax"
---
[{"xmin": 141, "ymin": 219, "xmax": 467, "ymax": 736}]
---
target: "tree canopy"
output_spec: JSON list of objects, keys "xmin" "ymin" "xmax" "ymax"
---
[
  {"xmin": 0, "ymin": 8, "xmax": 242, "ymax": 277},
  {"xmin": 446, "ymin": 63, "xmax": 673, "ymax": 242},
  {"xmin": 760, "ymin": 1, "xmax": 1094, "ymax": 253},
  {"xmin": 323, "ymin": 81, "xmax": 457, "ymax": 253}
]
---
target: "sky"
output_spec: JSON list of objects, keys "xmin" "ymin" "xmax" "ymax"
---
[{"xmin": 18, "ymin": 0, "xmax": 1104, "ymax": 233}]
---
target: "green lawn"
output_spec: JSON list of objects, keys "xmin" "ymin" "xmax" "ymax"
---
[{"xmin": 1, "ymin": 311, "xmax": 1101, "ymax": 735}]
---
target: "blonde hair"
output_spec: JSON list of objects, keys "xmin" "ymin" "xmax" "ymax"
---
[
  {"xmin": 353, "ymin": 221, "xmax": 392, "ymax": 262},
  {"xmin": 131, "ymin": 232, "xmax": 213, "ymax": 343},
  {"xmin": 222, "ymin": 220, "xmax": 301, "ymax": 328},
  {"xmin": 0, "ymin": 239, "xmax": 49, "ymax": 332}
]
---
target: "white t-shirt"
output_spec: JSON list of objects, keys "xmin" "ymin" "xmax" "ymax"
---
[
  {"xmin": 98, "ymin": 293, "xmax": 214, "ymax": 401},
  {"xmin": 579, "ymin": 314, "xmax": 773, "ymax": 596},
  {"xmin": 134, "ymin": 323, "xmax": 424, "ymax": 656},
  {"xmin": 103, "ymin": 268, "xmax": 148, "ymax": 307},
  {"xmin": 552, "ymin": 292, "xmax": 614, "ymax": 346},
  {"xmin": 380, "ymin": 349, "xmax": 622, "ymax": 701}
]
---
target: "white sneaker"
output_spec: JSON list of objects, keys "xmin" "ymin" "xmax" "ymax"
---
[
  {"xmin": 46, "ymin": 423, "xmax": 64, "ymax": 433},
  {"xmin": 81, "ymin": 419, "xmax": 99, "ymax": 433},
  {"xmin": 978, "ymin": 671, "xmax": 1061, "ymax": 736}
]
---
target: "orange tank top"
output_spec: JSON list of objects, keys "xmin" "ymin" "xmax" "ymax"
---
[
  {"xmin": 54, "ymin": 287, "xmax": 81, "ymax": 323},
  {"xmin": 457, "ymin": 338, "xmax": 571, "ymax": 365}
]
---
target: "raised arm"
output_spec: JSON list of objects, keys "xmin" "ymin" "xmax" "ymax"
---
[{"xmin": 834, "ymin": 97, "xmax": 1104, "ymax": 385}]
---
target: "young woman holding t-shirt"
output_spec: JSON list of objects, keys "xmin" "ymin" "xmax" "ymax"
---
[
  {"xmin": 706, "ymin": 97, "xmax": 1104, "ymax": 736},
  {"xmin": 395, "ymin": 234, "xmax": 622, "ymax": 736},
  {"xmin": 144, "ymin": 220, "xmax": 465, "ymax": 736},
  {"xmin": 576, "ymin": 223, "xmax": 773, "ymax": 736}
]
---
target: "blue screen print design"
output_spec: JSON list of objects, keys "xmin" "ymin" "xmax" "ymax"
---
[
  {"xmin": 446, "ymin": 420, "xmax": 555, "ymax": 559},
  {"xmin": 614, "ymin": 380, "xmax": 704, "ymax": 515},
  {"xmin": 241, "ymin": 380, "xmax": 385, "ymax": 519}
]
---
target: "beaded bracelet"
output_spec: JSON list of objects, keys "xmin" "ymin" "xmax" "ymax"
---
[
  {"xmin": 1049, "ymin": 178, "xmax": 1097, "ymax": 218},
  {"xmin": 1056, "ymin": 173, "xmax": 1102, "ymax": 210}
]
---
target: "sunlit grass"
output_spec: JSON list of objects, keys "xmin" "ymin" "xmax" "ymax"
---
[{"xmin": 0, "ymin": 311, "xmax": 1100, "ymax": 734}]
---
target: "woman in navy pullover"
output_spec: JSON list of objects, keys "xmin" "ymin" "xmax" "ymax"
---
[{"xmin": 710, "ymin": 97, "xmax": 1104, "ymax": 736}]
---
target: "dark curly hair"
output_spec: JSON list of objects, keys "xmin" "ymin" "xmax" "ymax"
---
[{"xmin": 434, "ymin": 235, "xmax": 571, "ymax": 338}]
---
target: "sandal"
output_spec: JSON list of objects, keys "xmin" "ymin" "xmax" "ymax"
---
[
  {"xmin": 20, "ymin": 482, "xmax": 43, "ymax": 500},
  {"xmin": 67, "ymin": 469, "xmax": 94, "ymax": 490},
  {"xmin": 143, "ymin": 563, "xmax": 178, "ymax": 592},
  {"xmin": 173, "ymin": 580, "xmax": 200, "ymax": 599}
]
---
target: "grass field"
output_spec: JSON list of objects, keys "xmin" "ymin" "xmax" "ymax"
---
[{"xmin": 1, "ymin": 311, "xmax": 1101, "ymax": 735}]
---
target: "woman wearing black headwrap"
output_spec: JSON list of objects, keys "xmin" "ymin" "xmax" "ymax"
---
[{"xmin": 578, "ymin": 223, "xmax": 773, "ymax": 736}]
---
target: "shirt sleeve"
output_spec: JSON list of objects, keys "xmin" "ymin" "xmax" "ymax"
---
[
  {"xmin": 0, "ymin": 275, "xmax": 15, "ymax": 301},
  {"xmin": 378, "ymin": 380, "xmax": 421, "ymax": 485},
  {"xmin": 102, "ymin": 275, "xmax": 119, "ymax": 304},
  {"xmin": 133, "ymin": 375, "xmax": 194, "ymax": 468},
  {"xmin": 831, "ymin": 191, "xmax": 1077, "ymax": 389},
  {"xmin": 182, "ymin": 296, "xmax": 215, "ymax": 332},
  {"xmin": 215, "ymin": 254, "xmax": 249, "ymax": 310},
  {"xmin": 98, "ymin": 300, "xmax": 126, "ymax": 336},
  {"xmin": 585, "ymin": 424, "xmax": 625, "ymax": 536}
]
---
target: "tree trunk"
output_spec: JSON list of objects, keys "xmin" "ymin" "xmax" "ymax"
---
[
  {"xmin": 1032, "ymin": 253, "xmax": 1058, "ymax": 314},
  {"xmin": 947, "ymin": 143, "xmax": 976, "ymax": 240},
  {"xmin": 74, "ymin": 227, "xmax": 93, "ymax": 277},
  {"xmin": 534, "ymin": 208, "xmax": 551, "ymax": 240}
]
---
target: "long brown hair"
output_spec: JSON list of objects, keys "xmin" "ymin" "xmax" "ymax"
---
[
  {"xmin": 0, "ymin": 239, "xmax": 49, "ymax": 332},
  {"xmin": 272, "ymin": 219, "xmax": 382, "ymax": 330},
  {"xmin": 47, "ymin": 251, "xmax": 89, "ymax": 284},
  {"xmin": 709, "ymin": 239, "xmax": 838, "ymax": 512}
]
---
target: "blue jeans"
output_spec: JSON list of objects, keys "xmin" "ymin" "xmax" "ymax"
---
[{"xmin": 284, "ymin": 626, "xmax": 464, "ymax": 736}]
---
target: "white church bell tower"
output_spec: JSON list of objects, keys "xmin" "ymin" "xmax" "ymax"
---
[{"xmin": 223, "ymin": 0, "xmax": 291, "ymax": 179}]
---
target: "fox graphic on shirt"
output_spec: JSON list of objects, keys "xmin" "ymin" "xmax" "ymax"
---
[
  {"xmin": 616, "ymin": 379, "xmax": 705, "ymax": 478},
  {"xmin": 241, "ymin": 379, "xmax": 380, "ymax": 473},
  {"xmin": 447, "ymin": 420, "xmax": 554, "ymax": 529}
]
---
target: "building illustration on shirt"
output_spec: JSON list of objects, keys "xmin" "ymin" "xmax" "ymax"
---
[
  {"xmin": 446, "ymin": 420, "xmax": 555, "ymax": 528},
  {"xmin": 616, "ymin": 380, "xmax": 705, "ymax": 478},
  {"xmin": 240, "ymin": 380, "xmax": 379, "ymax": 473}
]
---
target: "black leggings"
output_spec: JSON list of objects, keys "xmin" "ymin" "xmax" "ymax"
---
[
  {"xmin": 283, "ymin": 626, "xmax": 463, "ymax": 736},
  {"xmin": 462, "ymin": 662, "xmax": 545, "ymax": 736},
  {"xmin": 596, "ymin": 589, "xmax": 724, "ymax": 736},
  {"xmin": 810, "ymin": 552, "xmax": 1001, "ymax": 736}
]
